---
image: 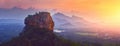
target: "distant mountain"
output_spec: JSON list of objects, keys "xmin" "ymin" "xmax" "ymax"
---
[
  {"xmin": 71, "ymin": 15, "xmax": 86, "ymax": 22},
  {"xmin": 71, "ymin": 16, "xmax": 90, "ymax": 27},
  {"xmin": 52, "ymin": 12, "xmax": 89, "ymax": 29},
  {"xmin": 52, "ymin": 12, "xmax": 73, "ymax": 28}
]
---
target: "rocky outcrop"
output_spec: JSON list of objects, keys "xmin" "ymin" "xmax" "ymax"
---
[
  {"xmin": 24, "ymin": 12, "xmax": 54, "ymax": 31},
  {"xmin": 1, "ymin": 12, "xmax": 55, "ymax": 46},
  {"xmin": 1, "ymin": 12, "xmax": 79, "ymax": 46}
]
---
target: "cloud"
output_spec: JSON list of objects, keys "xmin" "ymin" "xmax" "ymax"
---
[
  {"xmin": 1, "ymin": 0, "xmax": 120, "ymax": 20},
  {"xmin": 0, "ymin": 0, "xmax": 109, "ymax": 19},
  {"xmin": 0, "ymin": 0, "xmax": 62, "ymax": 9}
]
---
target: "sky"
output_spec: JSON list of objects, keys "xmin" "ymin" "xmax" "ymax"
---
[{"xmin": 0, "ymin": 0, "xmax": 120, "ymax": 27}]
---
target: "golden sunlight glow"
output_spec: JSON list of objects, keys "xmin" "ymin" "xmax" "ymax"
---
[{"xmin": 93, "ymin": 0, "xmax": 120, "ymax": 27}]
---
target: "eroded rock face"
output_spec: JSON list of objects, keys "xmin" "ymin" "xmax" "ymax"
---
[{"xmin": 25, "ymin": 12, "xmax": 54, "ymax": 31}]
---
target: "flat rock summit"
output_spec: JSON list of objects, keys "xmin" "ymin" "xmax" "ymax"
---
[{"xmin": 25, "ymin": 12, "xmax": 54, "ymax": 31}]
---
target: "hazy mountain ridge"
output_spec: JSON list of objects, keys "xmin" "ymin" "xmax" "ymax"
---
[
  {"xmin": 0, "ymin": 7, "xmax": 89, "ymax": 29},
  {"xmin": 52, "ymin": 12, "xmax": 90, "ymax": 29}
]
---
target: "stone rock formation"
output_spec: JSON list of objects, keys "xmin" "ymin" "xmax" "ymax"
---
[
  {"xmin": 24, "ymin": 12, "xmax": 54, "ymax": 31},
  {"xmin": 0, "ymin": 12, "xmax": 55, "ymax": 46},
  {"xmin": 0, "ymin": 12, "xmax": 79, "ymax": 46}
]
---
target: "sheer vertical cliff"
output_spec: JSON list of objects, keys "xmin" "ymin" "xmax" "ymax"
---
[{"xmin": 24, "ymin": 12, "xmax": 54, "ymax": 31}]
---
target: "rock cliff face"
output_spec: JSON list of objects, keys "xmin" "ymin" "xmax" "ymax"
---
[
  {"xmin": 1, "ymin": 12, "xmax": 56, "ymax": 46},
  {"xmin": 24, "ymin": 12, "xmax": 54, "ymax": 31}
]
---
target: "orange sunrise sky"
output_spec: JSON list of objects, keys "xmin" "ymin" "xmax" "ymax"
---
[{"xmin": 0, "ymin": 0, "xmax": 120, "ymax": 26}]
